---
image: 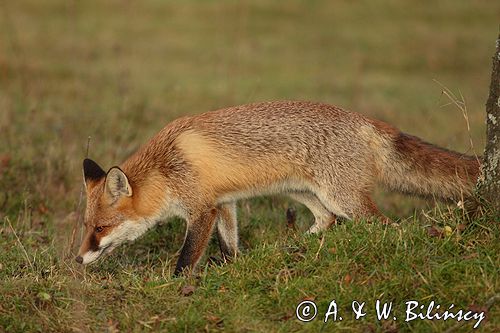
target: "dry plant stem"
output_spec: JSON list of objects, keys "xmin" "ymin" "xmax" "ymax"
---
[
  {"xmin": 434, "ymin": 79, "xmax": 479, "ymax": 161},
  {"xmin": 7, "ymin": 217, "xmax": 34, "ymax": 270},
  {"xmin": 314, "ymin": 235, "xmax": 325, "ymax": 261},
  {"xmin": 67, "ymin": 136, "xmax": 91, "ymax": 258}
]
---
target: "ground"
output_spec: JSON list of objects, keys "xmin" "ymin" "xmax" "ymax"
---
[{"xmin": 0, "ymin": 1, "xmax": 499, "ymax": 332}]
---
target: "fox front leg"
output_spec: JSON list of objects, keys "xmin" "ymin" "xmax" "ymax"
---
[
  {"xmin": 215, "ymin": 202, "xmax": 239, "ymax": 260},
  {"xmin": 174, "ymin": 208, "xmax": 218, "ymax": 276}
]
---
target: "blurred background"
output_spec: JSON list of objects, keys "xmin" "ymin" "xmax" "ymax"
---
[{"xmin": 0, "ymin": 0, "xmax": 499, "ymax": 246}]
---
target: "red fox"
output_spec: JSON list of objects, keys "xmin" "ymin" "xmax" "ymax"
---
[{"xmin": 75, "ymin": 101, "xmax": 480, "ymax": 275}]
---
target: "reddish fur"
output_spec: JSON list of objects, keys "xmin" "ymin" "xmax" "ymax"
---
[
  {"xmin": 393, "ymin": 133, "xmax": 480, "ymax": 192},
  {"xmin": 370, "ymin": 118, "xmax": 480, "ymax": 200}
]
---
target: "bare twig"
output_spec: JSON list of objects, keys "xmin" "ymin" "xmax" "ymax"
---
[
  {"xmin": 314, "ymin": 235, "xmax": 325, "ymax": 261},
  {"xmin": 66, "ymin": 136, "xmax": 91, "ymax": 258},
  {"xmin": 434, "ymin": 80, "xmax": 479, "ymax": 163},
  {"xmin": 6, "ymin": 217, "xmax": 34, "ymax": 270}
]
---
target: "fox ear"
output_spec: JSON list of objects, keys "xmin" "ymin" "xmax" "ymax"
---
[
  {"xmin": 83, "ymin": 158, "xmax": 106, "ymax": 184},
  {"xmin": 105, "ymin": 167, "xmax": 132, "ymax": 199}
]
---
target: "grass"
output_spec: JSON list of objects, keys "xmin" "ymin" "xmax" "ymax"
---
[{"xmin": 0, "ymin": 0, "xmax": 499, "ymax": 332}]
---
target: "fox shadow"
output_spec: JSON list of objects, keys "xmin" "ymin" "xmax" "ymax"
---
[{"xmin": 86, "ymin": 198, "xmax": 316, "ymax": 275}]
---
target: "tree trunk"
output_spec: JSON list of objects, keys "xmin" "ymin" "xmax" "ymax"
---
[{"xmin": 475, "ymin": 33, "xmax": 500, "ymax": 214}]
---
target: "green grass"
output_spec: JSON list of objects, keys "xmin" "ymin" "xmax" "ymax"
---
[
  {"xmin": 0, "ymin": 0, "xmax": 499, "ymax": 332},
  {"xmin": 1, "ymin": 210, "xmax": 498, "ymax": 332}
]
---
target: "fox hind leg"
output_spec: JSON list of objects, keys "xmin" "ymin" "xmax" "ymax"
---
[
  {"xmin": 320, "ymin": 190, "xmax": 392, "ymax": 224},
  {"xmin": 341, "ymin": 192, "xmax": 392, "ymax": 224},
  {"xmin": 288, "ymin": 192, "xmax": 336, "ymax": 234},
  {"xmin": 352, "ymin": 194, "xmax": 392, "ymax": 224}
]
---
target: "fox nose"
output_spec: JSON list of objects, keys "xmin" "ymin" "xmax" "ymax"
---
[{"xmin": 75, "ymin": 256, "xmax": 83, "ymax": 264}]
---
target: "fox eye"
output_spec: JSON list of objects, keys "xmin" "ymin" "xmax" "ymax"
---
[{"xmin": 95, "ymin": 226, "xmax": 105, "ymax": 233}]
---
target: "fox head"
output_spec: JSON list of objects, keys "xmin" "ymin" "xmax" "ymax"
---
[{"xmin": 75, "ymin": 159, "xmax": 157, "ymax": 265}]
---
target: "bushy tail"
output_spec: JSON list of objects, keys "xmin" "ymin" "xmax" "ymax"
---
[{"xmin": 379, "ymin": 131, "xmax": 480, "ymax": 201}]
